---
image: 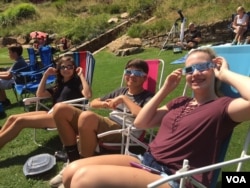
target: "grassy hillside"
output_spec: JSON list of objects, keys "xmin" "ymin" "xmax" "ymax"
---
[{"xmin": 1, "ymin": 0, "xmax": 250, "ymax": 45}]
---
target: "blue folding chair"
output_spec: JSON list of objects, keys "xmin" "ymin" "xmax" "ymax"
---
[{"xmin": 13, "ymin": 46, "xmax": 56, "ymax": 100}]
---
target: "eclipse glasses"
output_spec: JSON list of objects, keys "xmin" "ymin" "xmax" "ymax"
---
[
  {"xmin": 182, "ymin": 62, "xmax": 216, "ymax": 75},
  {"xmin": 124, "ymin": 69, "xmax": 146, "ymax": 77}
]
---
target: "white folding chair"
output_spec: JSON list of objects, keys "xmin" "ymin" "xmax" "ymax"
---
[
  {"xmin": 97, "ymin": 59, "xmax": 165, "ymax": 155},
  {"xmin": 23, "ymin": 51, "xmax": 95, "ymax": 146}
]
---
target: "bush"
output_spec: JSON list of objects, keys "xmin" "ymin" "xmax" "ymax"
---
[
  {"xmin": 62, "ymin": 13, "xmax": 110, "ymax": 44},
  {"xmin": 127, "ymin": 23, "xmax": 147, "ymax": 38},
  {"xmin": 0, "ymin": 3, "xmax": 36, "ymax": 27}
]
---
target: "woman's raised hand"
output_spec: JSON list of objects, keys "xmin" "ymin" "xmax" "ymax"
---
[
  {"xmin": 76, "ymin": 67, "xmax": 83, "ymax": 77},
  {"xmin": 44, "ymin": 67, "xmax": 57, "ymax": 76},
  {"xmin": 163, "ymin": 68, "xmax": 182, "ymax": 92}
]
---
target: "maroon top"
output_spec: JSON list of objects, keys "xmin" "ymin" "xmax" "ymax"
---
[{"xmin": 149, "ymin": 96, "xmax": 239, "ymax": 187}]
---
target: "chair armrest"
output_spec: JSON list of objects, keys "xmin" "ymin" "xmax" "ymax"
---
[
  {"xmin": 23, "ymin": 96, "xmax": 51, "ymax": 106},
  {"xmin": 98, "ymin": 111, "xmax": 136, "ymax": 139},
  {"xmin": 62, "ymin": 97, "xmax": 89, "ymax": 104},
  {"xmin": 62, "ymin": 97, "xmax": 89, "ymax": 110},
  {"xmin": 147, "ymin": 156, "xmax": 250, "ymax": 188}
]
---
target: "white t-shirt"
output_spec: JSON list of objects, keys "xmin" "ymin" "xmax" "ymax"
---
[{"xmin": 236, "ymin": 13, "xmax": 249, "ymax": 25}]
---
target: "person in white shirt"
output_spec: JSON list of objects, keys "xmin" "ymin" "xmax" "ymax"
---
[{"xmin": 232, "ymin": 6, "xmax": 249, "ymax": 45}]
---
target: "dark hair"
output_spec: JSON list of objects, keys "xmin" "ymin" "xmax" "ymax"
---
[
  {"xmin": 186, "ymin": 47, "xmax": 223, "ymax": 97},
  {"xmin": 55, "ymin": 54, "xmax": 77, "ymax": 86},
  {"xmin": 125, "ymin": 59, "xmax": 149, "ymax": 74},
  {"xmin": 8, "ymin": 43, "xmax": 23, "ymax": 56}
]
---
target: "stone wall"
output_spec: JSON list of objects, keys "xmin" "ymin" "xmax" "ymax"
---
[
  {"xmin": 74, "ymin": 19, "xmax": 234, "ymax": 52},
  {"xmin": 142, "ymin": 19, "xmax": 233, "ymax": 48},
  {"xmin": 0, "ymin": 18, "xmax": 235, "ymax": 53}
]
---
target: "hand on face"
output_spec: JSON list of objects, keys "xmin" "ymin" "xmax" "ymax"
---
[
  {"xmin": 212, "ymin": 56, "xmax": 229, "ymax": 78},
  {"xmin": 76, "ymin": 67, "xmax": 83, "ymax": 76},
  {"xmin": 44, "ymin": 67, "xmax": 57, "ymax": 76}
]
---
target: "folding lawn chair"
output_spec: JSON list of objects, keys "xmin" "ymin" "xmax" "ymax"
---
[
  {"xmin": 147, "ymin": 45, "xmax": 250, "ymax": 188},
  {"xmin": 12, "ymin": 45, "xmax": 56, "ymax": 101},
  {"xmin": 22, "ymin": 51, "xmax": 95, "ymax": 146},
  {"xmin": 228, "ymin": 11, "xmax": 250, "ymax": 41},
  {"xmin": 97, "ymin": 59, "xmax": 165, "ymax": 155},
  {"xmin": 10, "ymin": 47, "xmax": 38, "ymax": 102}
]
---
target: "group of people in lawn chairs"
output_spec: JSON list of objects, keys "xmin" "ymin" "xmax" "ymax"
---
[
  {"xmin": 2, "ymin": 6, "xmax": 250, "ymax": 188},
  {"xmin": 1, "ymin": 46, "xmax": 250, "ymax": 188}
]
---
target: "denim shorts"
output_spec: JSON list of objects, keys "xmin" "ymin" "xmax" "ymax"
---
[{"xmin": 135, "ymin": 152, "xmax": 179, "ymax": 188}]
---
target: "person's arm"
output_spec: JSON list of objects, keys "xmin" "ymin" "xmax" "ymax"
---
[
  {"xmin": 232, "ymin": 15, "xmax": 238, "ymax": 28},
  {"xmin": 105, "ymin": 95, "xmax": 142, "ymax": 116},
  {"xmin": 76, "ymin": 67, "xmax": 92, "ymax": 99},
  {"xmin": 90, "ymin": 89, "xmax": 122, "ymax": 109},
  {"xmin": 36, "ymin": 67, "xmax": 55, "ymax": 97},
  {"xmin": 213, "ymin": 57, "xmax": 250, "ymax": 122},
  {"xmin": 0, "ymin": 71, "xmax": 12, "ymax": 80},
  {"xmin": 242, "ymin": 14, "xmax": 249, "ymax": 27},
  {"xmin": 193, "ymin": 31, "xmax": 202, "ymax": 43},
  {"xmin": 134, "ymin": 68, "xmax": 182, "ymax": 129},
  {"xmin": 90, "ymin": 98, "xmax": 108, "ymax": 108}
]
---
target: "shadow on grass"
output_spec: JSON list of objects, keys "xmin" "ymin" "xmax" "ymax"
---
[
  {"xmin": 0, "ymin": 135, "xmax": 62, "ymax": 176},
  {"xmin": 216, "ymin": 181, "xmax": 222, "ymax": 188}
]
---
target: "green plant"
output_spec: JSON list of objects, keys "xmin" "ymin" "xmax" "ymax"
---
[
  {"xmin": 127, "ymin": 23, "xmax": 147, "ymax": 38},
  {"xmin": 0, "ymin": 3, "xmax": 36, "ymax": 27}
]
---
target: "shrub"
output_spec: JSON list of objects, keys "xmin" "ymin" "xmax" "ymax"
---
[
  {"xmin": 0, "ymin": 3, "xmax": 36, "ymax": 27},
  {"xmin": 127, "ymin": 23, "xmax": 147, "ymax": 38}
]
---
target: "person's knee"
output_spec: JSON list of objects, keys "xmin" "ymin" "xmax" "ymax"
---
[
  {"xmin": 62, "ymin": 162, "xmax": 84, "ymax": 185},
  {"xmin": 8, "ymin": 114, "xmax": 18, "ymax": 122},
  {"xmin": 78, "ymin": 111, "xmax": 98, "ymax": 131},
  {"xmin": 53, "ymin": 103, "xmax": 72, "ymax": 118},
  {"xmin": 69, "ymin": 167, "xmax": 95, "ymax": 187}
]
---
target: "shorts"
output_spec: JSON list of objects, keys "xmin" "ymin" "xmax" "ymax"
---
[
  {"xmin": 0, "ymin": 78, "xmax": 14, "ymax": 89},
  {"xmin": 135, "ymin": 152, "xmax": 179, "ymax": 188},
  {"xmin": 70, "ymin": 108, "xmax": 122, "ymax": 143},
  {"xmin": 96, "ymin": 116, "xmax": 122, "ymax": 142}
]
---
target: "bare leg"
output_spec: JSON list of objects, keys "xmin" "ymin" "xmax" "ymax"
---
[
  {"xmin": 238, "ymin": 27, "xmax": 247, "ymax": 43},
  {"xmin": 0, "ymin": 111, "xmax": 49, "ymax": 132},
  {"xmin": 53, "ymin": 103, "xmax": 79, "ymax": 146},
  {"xmin": 0, "ymin": 111, "xmax": 55, "ymax": 148},
  {"xmin": 0, "ymin": 89, "xmax": 7, "ymax": 101},
  {"xmin": 71, "ymin": 165, "xmax": 170, "ymax": 188},
  {"xmin": 233, "ymin": 27, "xmax": 240, "ymax": 42},
  {"xmin": 77, "ymin": 111, "xmax": 100, "ymax": 157},
  {"xmin": 63, "ymin": 154, "xmax": 171, "ymax": 188}
]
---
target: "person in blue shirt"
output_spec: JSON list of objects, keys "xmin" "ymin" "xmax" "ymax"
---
[{"xmin": 0, "ymin": 43, "xmax": 28, "ymax": 106}]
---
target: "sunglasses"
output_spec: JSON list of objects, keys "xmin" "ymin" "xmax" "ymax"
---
[
  {"xmin": 60, "ymin": 65, "xmax": 74, "ymax": 70},
  {"xmin": 182, "ymin": 62, "xmax": 216, "ymax": 75},
  {"xmin": 124, "ymin": 69, "xmax": 146, "ymax": 77}
]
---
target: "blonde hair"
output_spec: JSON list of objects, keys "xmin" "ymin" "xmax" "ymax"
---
[
  {"xmin": 237, "ymin": 6, "xmax": 245, "ymax": 13},
  {"xmin": 187, "ymin": 47, "xmax": 216, "ymax": 60},
  {"xmin": 186, "ymin": 47, "xmax": 223, "ymax": 97}
]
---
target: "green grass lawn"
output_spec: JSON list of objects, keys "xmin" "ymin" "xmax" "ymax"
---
[{"xmin": 0, "ymin": 47, "xmax": 249, "ymax": 187}]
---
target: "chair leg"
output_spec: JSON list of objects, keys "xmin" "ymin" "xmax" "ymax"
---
[{"xmin": 12, "ymin": 85, "xmax": 19, "ymax": 103}]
